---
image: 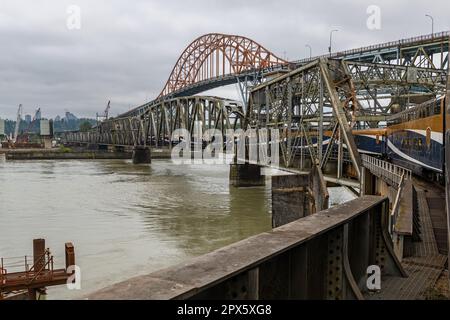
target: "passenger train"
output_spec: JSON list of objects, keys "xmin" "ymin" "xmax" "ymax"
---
[
  {"xmin": 354, "ymin": 96, "xmax": 447, "ymax": 181},
  {"xmin": 301, "ymin": 96, "xmax": 446, "ymax": 181}
]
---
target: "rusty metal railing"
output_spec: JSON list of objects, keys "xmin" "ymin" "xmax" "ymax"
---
[
  {"xmin": 0, "ymin": 249, "xmax": 54, "ymax": 289},
  {"xmin": 26, "ymin": 249, "xmax": 54, "ymax": 285}
]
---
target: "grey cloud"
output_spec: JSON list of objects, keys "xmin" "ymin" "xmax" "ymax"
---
[{"xmin": 0, "ymin": 0, "xmax": 449, "ymax": 118}]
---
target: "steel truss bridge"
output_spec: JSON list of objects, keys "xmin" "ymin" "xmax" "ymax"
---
[
  {"xmin": 65, "ymin": 96, "xmax": 244, "ymax": 147},
  {"xmin": 63, "ymin": 31, "xmax": 449, "ymax": 182}
]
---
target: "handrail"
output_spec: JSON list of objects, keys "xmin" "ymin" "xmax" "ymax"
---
[
  {"xmin": 27, "ymin": 249, "xmax": 50, "ymax": 274},
  {"xmin": 294, "ymin": 31, "xmax": 450, "ymax": 64},
  {"xmin": 88, "ymin": 196, "xmax": 406, "ymax": 300},
  {"xmin": 390, "ymin": 174, "xmax": 405, "ymax": 234},
  {"xmin": 27, "ymin": 254, "xmax": 54, "ymax": 285},
  {"xmin": 387, "ymin": 96, "xmax": 443, "ymax": 122},
  {"xmin": 361, "ymin": 154, "xmax": 412, "ymax": 188}
]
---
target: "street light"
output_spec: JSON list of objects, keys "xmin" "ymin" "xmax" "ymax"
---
[
  {"xmin": 425, "ymin": 14, "xmax": 434, "ymax": 36},
  {"xmin": 329, "ymin": 29, "xmax": 339, "ymax": 56},
  {"xmin": 305, "ymin": 44, "xmax": 312, "ymax": 59}
]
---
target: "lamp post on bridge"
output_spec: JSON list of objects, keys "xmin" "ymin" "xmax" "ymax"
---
[
  {"xmin": 305, "ymin": 44, "xmax": 312, "ymax": 59},
  {"xmin": 425, "ymin": 14, "xmax": 434, "ymax": 37},
  {"xmin": 329, "ymin": 29, "xmax": 339, "ymax": 57}
]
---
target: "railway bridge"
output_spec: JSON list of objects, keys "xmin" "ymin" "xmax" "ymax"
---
[{"xmin": 61, "ymin": 32, "xmax": 450, "ymax": 300}]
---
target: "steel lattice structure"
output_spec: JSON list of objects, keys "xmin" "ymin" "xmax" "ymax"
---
[
  {"xmin": 63, "ymin": 96, "xmax": 244, "ymax": 148},
  {"xmin": 246, "ymin": 57, "xmax": 447, "ymax": 181},
  {"xmin": 62, "ymin": 32, "xmax": 449, "ymax": 185},
  {"xmin": 159, "ymin": 33, "xmax": 288, "ymax": 98},
  {"xmin": 296, "ymin": 31, "xmax": 449, "ymax": 69}
]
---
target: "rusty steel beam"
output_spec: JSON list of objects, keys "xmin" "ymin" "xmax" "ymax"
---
[{"xmin": 88, "ymin": 196, "xmax": 405, "ymax": 300}]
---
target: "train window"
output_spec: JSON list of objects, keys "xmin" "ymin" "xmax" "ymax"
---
[
  {"xmin": 435, "ymin": 100, "xmax": 441, "ymax": 115},
  {"xmin": 376, "ymin": 135, "xmax": 380, "ymax": 144},
  {"xmin": 418, "ymin": 138, "xmax": 423, "ymax": 148},
  {"xmin": 426, "ymin": 127, "xmax": 432, "ymax": 148}
]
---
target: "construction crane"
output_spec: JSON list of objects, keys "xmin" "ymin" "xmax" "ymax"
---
[
  {"xmin": 16, "ymin": 108, "xmax": 41, "ymax": 144},
  {"xmin": 13, "ymin": 104, "xmax": 22, "ymax": 143},
  {"xmin": 96, "ymin": 101, "xmax": 111, "ymax": 124}
]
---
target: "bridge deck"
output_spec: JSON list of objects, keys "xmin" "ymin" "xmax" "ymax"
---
[{"xmin": 367, "ymin": 179, "xmax": 448, "ymax": 300}]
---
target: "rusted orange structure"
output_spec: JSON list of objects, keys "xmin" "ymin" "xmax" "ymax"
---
[
  {"xmin": 0, "ymin": 239, "xmax": 75, "ymax": 300},
  {"xmin": 159, "ymin": 33, "xmax": 288, "ymax": 97}
]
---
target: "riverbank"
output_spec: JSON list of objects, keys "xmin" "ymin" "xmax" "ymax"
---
[{"xmin": 0, "ymin": 147, "xmax": 172, "ymax": 160}]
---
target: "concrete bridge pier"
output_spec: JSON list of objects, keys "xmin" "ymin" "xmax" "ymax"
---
[
  {"xmin": 132, "ymin": 146, "xmax": 151, "ymax": 164},
  {"xmin": 229, "ymin": 163, "xmax": 265, "ymax": 187},
  {"xmin": 272, "ymin": 165, "xmax": 329, "ymax": 228},
  {"xmin": 272, "ymin": 174, "xmax": 311, "ymax": 228}
]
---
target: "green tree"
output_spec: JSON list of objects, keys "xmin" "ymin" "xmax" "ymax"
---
[{"xmin": 79, "ymin": 121, "xmax": 92, "ymax": 132}]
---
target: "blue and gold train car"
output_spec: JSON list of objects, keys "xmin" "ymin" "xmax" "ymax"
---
[
  {"xmin": 385, "ymin": 97, "xmax": 445, "ymax": 177},
  {"xmin": 352, "ymin": 129, "xmax": 386, "ymax": 156}
]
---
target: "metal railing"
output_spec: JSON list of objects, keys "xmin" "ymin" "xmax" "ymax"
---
[
  {"xmin": 89, "ymin": 196, "xmax": 407, "ymax": 300},
  {"xmin": 361, "ymin": 154, "xmax": 412, "ymax": 188},
  {"xmin": 387, "ymin": 96, "xmax": 443, "ymax": 123},
  {"xmin": 295, "ymin": 31, "xmax": 450, "ymax": 64},
  {"xmin": 0, "ymin": 250, "xmax": 54, "ymax": 288},
  {"xmin": 390, "ymin": 174, "xmax": 406, "ymax": 234}
]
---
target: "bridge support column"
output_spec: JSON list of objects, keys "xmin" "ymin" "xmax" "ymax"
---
[
  {"xmin": 360, "ymin": 167, "xmax": 375, "ymax": 196},
  {"xmin": 229, "ymin": 163, "xmax": 265, "ymax": 187},
  {"xmin": 271, "ymin": 166, "xmax": 329, "ymax": 228},
  {"xmin": 272, "ymin": 174, "xmax": 311, "ymax": 228},
  {"xmin": 132, "ymin": 146, "xmax": 151, "ymax": 164}
]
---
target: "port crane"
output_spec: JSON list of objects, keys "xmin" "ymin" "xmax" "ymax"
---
[
  {"xmin": 15, "ymin": 108, "xmax": 41, "ymax": 144},
  {"xmin": 96, "ymin": 101, "xmax": 111, "ymax": 124},
  {"xmin": 13, "ymin": 104, "xmax": 22, "ymax": 143}
]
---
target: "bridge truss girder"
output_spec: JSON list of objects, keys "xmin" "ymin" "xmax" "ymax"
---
[
  {"xmin": 297, "ymin": 32, "xmax": 449, "ymax": 70},
  {"xmin": 246, "ymin": 58, "xmax": 447, "ymax": 182},
  {"xmin": 63, "ymin": 96, "xmax": 245, "ymax": 148}
]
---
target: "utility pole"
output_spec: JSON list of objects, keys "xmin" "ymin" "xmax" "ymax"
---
[
  {"xmin": 425, "ymin": 14, "xmax": 434, "ymax": 37},
  {"xmin": 329, "ymin": 29, "xmax": 339, "ymax": 57},
  {"xmin": 305, "ymin": 44, "xmax": 312, "ymax": 59}
]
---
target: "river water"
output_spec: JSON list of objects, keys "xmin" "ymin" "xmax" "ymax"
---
[{"xmin": 0, "ymin": 158, "xmax": 355, "ymax": 299}]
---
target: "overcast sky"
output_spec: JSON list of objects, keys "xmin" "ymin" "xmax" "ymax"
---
[{"xmin": 0, "ymin": 0, "xmax": 449, "ymax": 119}]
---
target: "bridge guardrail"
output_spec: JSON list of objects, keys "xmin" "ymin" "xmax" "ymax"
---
[
  {"xmin": 88, "ymin": 195, "xmax": 406, "ymax": 300},
  {"xmin": 295, "ymin": 31, "xmax": 450, "ymax": 64},
  {"xmin": 361, "ymin": 154, "xmax": 412, "ymax": 188},
  {"xmin": 390, "ymin": 174, "xmax": 405, "ymax": 234}
]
